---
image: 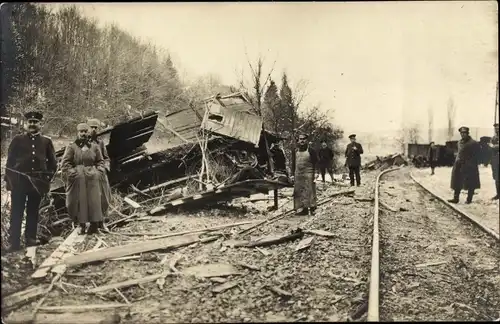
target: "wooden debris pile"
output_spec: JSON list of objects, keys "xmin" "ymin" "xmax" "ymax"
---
[{"xmin": 364, "ymin": 153, "xmax": 408, "ymax": 171}]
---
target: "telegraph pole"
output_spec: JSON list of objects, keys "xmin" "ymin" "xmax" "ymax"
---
[{"xmin": 495, "ymin": 81, "xmax": 499, "ymax": 124}]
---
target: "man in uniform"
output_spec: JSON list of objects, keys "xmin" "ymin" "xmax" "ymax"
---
[
  {"xmin": 427, "ymin": 141, "xmax": 438, "ymax": 175},
  {"xmin": 87, "ymin": 118, "xmax": 111, "ymax": 230},
  {"xmin": 489, "ymin": 123, "xmax": 499, "ymax": 200},
  {"xmin": 448, "ymin": 126, "xmax": 481, "ymax": 204},
  {"xmin": 4, "ymin": 111, "xmax": 57, "ymax": 252},
  {"xmin": 293, "ymin": 133, "xmax": 318, "ymax": 216},
  {"xmin": 345, "ymin": 134, "xmax": 364, "ymax": 186},
  {"xmin": 318, "ymin": 141, "xmax": 334, "ymax": 183}
]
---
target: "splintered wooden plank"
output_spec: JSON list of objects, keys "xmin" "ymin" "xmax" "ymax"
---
[
  {"xmin": 304, "ymin": 229, "xmax": 336, "ymax": 238},
  {"xmin": 295, "ymin": 237, "xmax": 315, "ymax": 251},
  {"xmin": 183, "ymin": 263, "xmax": 242, "ymax": 278},
  {"xmin": 4, "ymin": 312, "xmax": 120, "ymax": 324},
  {"xmin": 87, "ymin": 272, "xmax": 172, "ymax": 294},
  {"xmin": 38, "ymin": 303, "xmax": 129, "ymax": 313},
  {"xmin": 212, "ymin": 281, "xmax": 239, "ymax": 293},
  {"xmin": 3, "ymin": 285, "xmax": 48, "ymax": 308},
  {"xmin": 123, "ymin": 197, "xmax": 141, "ymax": 209},
  {"xmin": 32, "ymin": 228, "xmax": 86, "ymax": 278},
  {"xmin": 62, "ymin": 234, "xmax": 199, "ymax": 267}
]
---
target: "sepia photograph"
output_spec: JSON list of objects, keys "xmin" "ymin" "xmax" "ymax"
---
[{"xmin": 1, "ymin": 1, "xmax": 499, "ymax": 323}]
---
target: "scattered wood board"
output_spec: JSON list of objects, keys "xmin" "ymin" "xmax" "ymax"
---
[
  {"xmin": 295, "ymin": 236, "xmax": 315, "ymax": 251},
  {"xmin": 304, "ymin": 229, "xmax": 336, "ymax": 238},
  {"xmin": 4, "ymin": 312, "xmax": 121, "ymax": 324},
  {"xmin": 212, "ymin": 281, "xmax": 239, "ymax": 293},
  {"xmin": 255, "ymin": 247, "xmax": 271, "ymax": 256},
  {"xmin": 62, "ymin": 234, "xmax": 199, "ymax": 267},
  {"xmin": 87, "ymin": 271, "xmax": 172, "ymax": 293},
  {"xmin": 247, "ymin": 231, "xmax": 304, "ymax": 248},
  {"xmin": 144, "ymin": 221, "xmax": 256, "ymax": 240},
  {"xmin": 52, "ymin": 240, "xmax": 103, "ymax": 275},
  {"xmin": 123, "ymin": 197, "xmax": 141, "ymax": 209},
  {"xmin": 266, "ymin": 285, "xmax": 293, "ymax": 297},
  {"xmin": 415, "ymin": 261, "xmax": 447, "ymax": 268},
  {"xmin": 379, "ymin": 201, "xmax": 397, "ymax": 212},
  {"xmin": 32, "ymin": 228, "xmax": 85, "ymax": 279},
  {"xmin": 183, "ymin": 263, "xmax": 242, "ymax": 278},
  {"xmin": 37, "ymin": 303, "xmax": 129, "ymax": 313},
  {"xmin": 3, "ymin": 285, "xmax": 48, "ymax": 309}
]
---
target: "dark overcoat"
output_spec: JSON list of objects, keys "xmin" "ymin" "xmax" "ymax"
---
[
  {"xmin": 491, "ymin": 134, "xmax": 499, "ymax": 181},
  {"xmin": 450, "ymin": 136, "xmax": 481, "ymax": 190},
  {"xmin": 4, "ymin": 133, "xmax": 57, "ymax": 194},
  {"xmin": 345, "ymin": 142, "xmax": 364, "ymax": 167},
  {"xmin": 318, "ymin": 147, "xmax": 334, "ymax": 167},
  {"xmin": 92, "ymin": 138, "xmax": 112, "ymax": 215}
]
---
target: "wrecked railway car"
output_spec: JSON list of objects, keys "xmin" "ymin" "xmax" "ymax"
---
[{"xmin": 44, "ymin": 92, "xmax": 291, "ymax": 225}]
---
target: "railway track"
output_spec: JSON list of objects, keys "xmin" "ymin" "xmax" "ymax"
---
[{"xmin": 368, "ymin": 167, "xmax": 500, "ymax": 321}]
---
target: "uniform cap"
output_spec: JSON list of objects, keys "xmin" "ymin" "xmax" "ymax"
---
[
  {"xmin": 87, "ymin": 118, "xmax": 101, "ymax": 128},
  {"xmin": 348, "ymin": 134, "xmax": 356, "ymax": 139},
  {"xmin": 24, "ymin": 111, "xmax": 43, "ymax": 121},
  {"xmin": 77, "ymin": 123, "xmax": 90, "ymax": 131},
  {"xmin": 297, "ymin": 133, "xmax": 309, "ymax": 139},
  {"xmin": 458, "ymin": 126, "xmax": 469, "ymax": 133}
]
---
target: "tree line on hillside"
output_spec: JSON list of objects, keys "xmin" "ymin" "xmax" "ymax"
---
[{"xmin": 1, "ymin": 3, "xmax": 344, "ymax": 169}]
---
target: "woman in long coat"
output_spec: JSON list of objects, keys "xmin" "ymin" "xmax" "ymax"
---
[
  {"xmin": 61, "ymin": 123, "xmax": 105, "ymax": 234},
  {"xmin": 449, "ymin": 126, "xmax": 480, "ymax": 204},
  {"xmin": 294, "ymin": 134, "xmax": 318, "ymax": 215}
]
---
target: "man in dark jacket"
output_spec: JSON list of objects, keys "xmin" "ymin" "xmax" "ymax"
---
[
  {"xmin": 427, "ymin": 141, "xmax": 438, "ymax": 175},
  {"xmin": 270, "ymin": 142, "xmax": 287, "ymax": 176},
  {"xmin": 490, "ymin": 123, "xmax": 499, "ymax": 199},
  {"xmin": 448, "ymin": 126, "xmax": 481, "ymax": 204},
  {"xmin": 318, "ymin": 141, "xmax": 334, "ymax": 183},
  {"xmin": 4, "ymin": 111, "xmax": 57, "ymax": 252},
  {"xmin": 345, "ymin": 134, "xmax": 364, "ymax": 186}
]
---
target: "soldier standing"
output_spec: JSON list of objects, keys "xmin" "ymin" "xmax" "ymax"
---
[
  {"xmin": 489, "ymin": 123, "xmax": 499, "ymax": 200},
  {"xmin": 88, "ymin": 118, "xmax": 112, "ymax": 230},
  {"xmin": 318, "ymin": 141, "xmax": 334, "ymax": 183},
  {"xmin": 4, "ymin": 111, "xmax": 57, "ymax": 252},
  {"xmin": 293, "ymin": 133, "xmax": 318, "ymax": 216},
  {"xmin": 448, "ymin": 126, "xmax": 481, "ymax": 204},
  {"xmin": 345, "ymin": 134, "xmax": 364, "ymax": 186},
  {"xmin": 427, "ymin": 141, "xmax": 438, "ymax": 175}
]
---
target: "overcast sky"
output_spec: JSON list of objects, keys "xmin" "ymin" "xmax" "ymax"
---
[{"xmin": 51, "ymin": 2, "xmax": 498, "ymax": 135}]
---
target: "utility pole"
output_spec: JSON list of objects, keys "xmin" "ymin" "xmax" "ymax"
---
[{"xmin": 495, "ymin": 81, "xmax": 498, "ymax": 124}]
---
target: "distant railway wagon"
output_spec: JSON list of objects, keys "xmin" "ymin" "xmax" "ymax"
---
[{"xmin": 408, "ymin": 137, "xmax": 493, "ymax": 169}]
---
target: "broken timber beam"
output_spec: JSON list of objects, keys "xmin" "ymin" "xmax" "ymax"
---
[
  {"xmin": 246, "ymin": 231, "xmax": 304, "ymax": 248},
  {"xmin": 123, "ymin": 197, "xmax": 141, "ymax": 209},
  {"xmin": 4, "ymin": 313, "xmax": 121, "ymax": 324},
  {"xmin": 87, "ymin": 271, "xmax": 172, "ymax": 294},
  {"xmin": 2, "ymin": 286, "xmax": 48, "ymax": 309},
  {"xmin": 60, "ymin": 234, "xmax": 199, "ymax": 267},
  {"xmin": 32, "ymin": 228, "xmax": 86, "ymax": 279},
  {"xmin": 127, "ymin": 175, "xmax": 196, "ymax": 199}
]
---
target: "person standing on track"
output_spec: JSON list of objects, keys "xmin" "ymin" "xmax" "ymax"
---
[
  {"xmin": 448, "ymin": 126, "xmax": 481, "ymax": 204},
  {"xmin": 345, "ymin": 134, "xmax": 364, "ymax": 186},
  {"xmin": 489, "ymin": 123, "xmax": 499, "ymax": 200},
  {"xmin": 293, "ymin": 133, "xmax": 318, "ymax": 216},
  {"xmin": 427, "ymin": 141, "xmax": 438, "ymax": 175},
  {"xmin": 88, "ymin": 118, "xmax": 112, "ymax": 230},
  {"xmin": 61, "ymin": 123, "xmax": 105, "ymax": 235},
  {"xmin": 4, "ymin": 111, "xmax": 58, "ymax": 252},
  {"xmin": 318, "ymin": 141, "xmax": 334, "ymax": 184}
]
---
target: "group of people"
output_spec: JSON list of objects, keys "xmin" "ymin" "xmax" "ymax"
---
[
  {"xmin": 445, "ymin": 124, "xmax": 499, "ymax": 204},
  {"xmin": 292, "ymin": 133, "xmax": 364, "ymax": 216},
  {"xmin": 4, "ymin": 111, "xmax": 111, "ymax": 252}
]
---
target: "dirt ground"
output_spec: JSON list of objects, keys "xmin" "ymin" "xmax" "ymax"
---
[
  {"xmin": 2, "ymin": 171, "xmax": 380, "ymax": 323},
  {"xmin": 412, "ymin": 166, "xmax": 499, "ymax": 234},
  {"xmin": 378, "ymin": 169, "xmax": 500, "ymax": 321}
]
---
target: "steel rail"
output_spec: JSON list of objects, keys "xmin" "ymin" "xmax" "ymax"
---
[
  {"xmin": 410, "ymin": 171, "xmax": 499, "ymax": 241},
  {"xmin": 367, "ymin": 166, "xmax": 401, "ymax": 322}
]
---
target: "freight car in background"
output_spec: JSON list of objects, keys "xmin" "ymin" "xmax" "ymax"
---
[{"xmin": 408, "ymin": 138, "xmax": 493, "ymax": 169}]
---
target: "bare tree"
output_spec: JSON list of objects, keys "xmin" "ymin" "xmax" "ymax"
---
[
  {"xmin": 407, "ymin": 123, "xmax": 421, "ymax": 144},
  {"xmin": 395, "ymin": 128, "xmax": 406, "ymax": 154},
  {"xmin": 447, "ymin": 97, "xmax": 456, "ymax": 141},
  {"xmin": 427, "ymin": 106, "xmax": 434, "ymax": 143}
]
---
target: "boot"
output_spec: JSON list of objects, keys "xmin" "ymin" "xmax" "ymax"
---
[
  {"xmin": 309, "ymin": 207, "xmax": 317, "ymax": 216},
  {"xmin": 448, "ymin": 190, "xmax": 460, "ymax": 204},
  {"xmin": 295, "ymin": 208, "xmax": 308, "ymax": 216},
  {"xmin": 79, "ymin": 223, "xmax": 87, "ymax": 235},
  {"xmin": 87, "ymin": 222, "xmax": 99, "ymax": 235},
  {"xmin": 465, "ymin": 189, "xmax": 474, "ymax": 204}
]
